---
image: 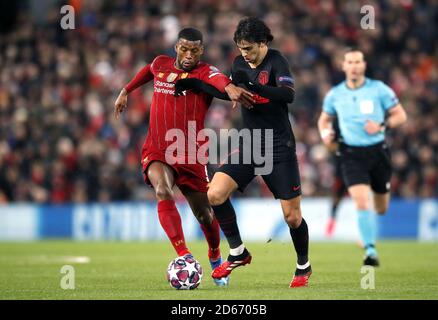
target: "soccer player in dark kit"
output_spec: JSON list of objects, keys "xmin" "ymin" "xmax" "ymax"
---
[
  {"xmin": 114, "ymin": 27, "xmax": 254, "ymax": 286},
  {"xmin": 174, "ymin": 17, "xmax": 312, "ymax": 287}
]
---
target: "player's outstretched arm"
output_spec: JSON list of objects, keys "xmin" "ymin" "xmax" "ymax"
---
[
  {"xmin": 174, "ymin": 78, "xmax": 229, "ymax": 100},
  {"xmin": 174, "ymin": 79, "xmax": 254, "ymax": 109}
]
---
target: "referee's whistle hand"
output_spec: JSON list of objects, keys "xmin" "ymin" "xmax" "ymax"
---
[{"xmin": 365, "ymin": 120, "xmax": 382, "ymax": 135}]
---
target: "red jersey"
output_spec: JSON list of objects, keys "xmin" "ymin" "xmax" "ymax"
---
[{"xmin": 125, "ymin": 55, "xmax": 231, "ymax": 163}]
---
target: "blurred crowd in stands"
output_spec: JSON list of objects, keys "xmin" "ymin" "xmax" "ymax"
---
[{"xmin": 0, "ymin": 0, "xmax": 437, "ymax": 203}]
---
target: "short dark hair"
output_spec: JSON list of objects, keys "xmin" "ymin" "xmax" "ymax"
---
[
  {"xmin": 233, "ymin": 17, "xmax": 274, "ymax": 44},
  {"xmin": 178, "ymin": 27, "xmax": 203, "ymax": 44},
  {"xmin": 343, "ymin": 47, "xmax": 365, "ymax": 60},
  {"xmin": 344, "ymin": 47, "xmax": 362, "ymax": 54}
]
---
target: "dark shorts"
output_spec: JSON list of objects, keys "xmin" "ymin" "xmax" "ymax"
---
[
  {"xmin": 339, "ymin": 142, "xmax": 392, "ymax": 194},
  {"xmin": 216, "ymin": 154, "xmax": 302, "ymax": 200}
]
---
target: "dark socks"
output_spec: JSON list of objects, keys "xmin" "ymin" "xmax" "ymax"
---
[
  {"xmin": 289, "ymin": 218, "xmax": 309, "ymax": 266},
  {"xmin": 212, "ymin": 198, "xmax": 243, "ymax": 249}
]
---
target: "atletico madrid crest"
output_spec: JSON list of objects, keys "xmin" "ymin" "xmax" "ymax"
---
[{"xmin": 258, "ymin": 71, "xmax": 269, "ymax": 85}]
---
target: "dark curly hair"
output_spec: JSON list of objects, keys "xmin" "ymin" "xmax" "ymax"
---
[
  {"xmin": 233, "ymin": 17, "xmax": 274, "ymax": 44},
  {"xmin": 178, "ymin": 27, "xmax": 203, "ymax": 44}
]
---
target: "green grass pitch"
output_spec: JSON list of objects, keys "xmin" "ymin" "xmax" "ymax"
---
[{"xmin": 0, "ymin": 240, "xmax": 437, "ymax": 300}]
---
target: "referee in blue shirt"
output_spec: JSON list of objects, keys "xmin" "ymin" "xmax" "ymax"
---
[{"xmin": 318, "ymin": 48, "xmax": 407, "ymax": 266}]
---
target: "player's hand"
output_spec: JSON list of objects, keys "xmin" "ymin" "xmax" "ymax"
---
[
  {"xmin": 224, "ymin": 83, "xmax": 254, "ymax": 109},
  {"xmin": 320, "ymin": 128, "xmax": 335, "ymax": 145},
  {"xmin": 114, "ymin": 88, "xmax": 128, "ymax": 119},
  {"xmin": 174, "ymin": 78, "xmax": 201, "ymax": 97},
  {"xmin": 365, "ymin": 120, "xmax": 383, "ymax": 135}
]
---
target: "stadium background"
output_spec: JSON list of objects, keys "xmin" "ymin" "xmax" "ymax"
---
[
  {"xmin": 0, "ymin": 0, "xmax": 437, "ymax": 300},
  {"xmin": 1, "ymin": 0, "xmax": 437, "ymax": 204},
  {"xmin": 0, "ymin": 0, "xmax": 438, "ymax": 300},
  {"xmin": 0, "ymin": 0, "xmax": 437, "ymax": 238}
]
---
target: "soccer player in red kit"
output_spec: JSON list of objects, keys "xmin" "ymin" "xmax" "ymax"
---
[{"xmin": 114, "ymin": 28, "xmax": 254, "ymax": 286}]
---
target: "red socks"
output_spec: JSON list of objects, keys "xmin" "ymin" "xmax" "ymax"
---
[
  {"xmin": 200, "ymin": 217, "xmax": 221, "ymax": 260},
  {"xmin": 158, "ymin": 200, "xmax": 221, "ymax": 260},
  {"xmin": 157, "ymin": 200, "xmax": 189, "ymax": 256}
]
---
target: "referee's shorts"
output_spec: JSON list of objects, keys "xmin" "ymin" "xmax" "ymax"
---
[{"xmin": 339, "ymin": 142, "xmax": 392, "ymax": 194}]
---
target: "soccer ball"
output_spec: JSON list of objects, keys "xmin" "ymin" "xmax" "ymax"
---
[{"xmin": 166, "ymin": 255, "xmax": 203, "ymax": 290}]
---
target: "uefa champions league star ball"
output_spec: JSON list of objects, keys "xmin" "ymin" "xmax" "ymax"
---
[{"xmin": 166, "ymin": 255, "xmax": 203, "ymax": 290}]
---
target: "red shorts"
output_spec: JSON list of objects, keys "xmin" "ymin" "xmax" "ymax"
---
[{"xmin": 141, "ymin": 149, "xmax": 209, "ymax": 193}]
